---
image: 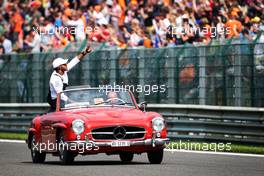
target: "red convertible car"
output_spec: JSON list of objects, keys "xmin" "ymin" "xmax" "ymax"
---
[{"xmin": 26, "ymin": 87, "xmax": 169, "ymax": 165}]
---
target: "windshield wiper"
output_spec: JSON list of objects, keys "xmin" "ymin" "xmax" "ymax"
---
[
  {"xmin": 116, "ymin": 102, "xmax": 133, "ymax": 105},
  {"xmin": 94, "ymin": 100, "xmax": 133, "ymax": 106}
]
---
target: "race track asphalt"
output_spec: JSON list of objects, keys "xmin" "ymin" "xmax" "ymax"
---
[{"xmin": 0, "ymin": 142, "xmax": 263, "ymax": 176}]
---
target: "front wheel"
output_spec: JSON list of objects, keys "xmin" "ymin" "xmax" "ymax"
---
[
  {"xmin": 147, "ymin": 149, "xmax": 163, "ymax": 164},
  {"xmin": 30, "ymin": 135, "xmax": 46, "ymax": 163},
  {"xmin": 119, "ymin": 152, "xmax": 134, "ymax": 163},
  {"xmin": 58, "ymin": 132, "xmax": 75, "ymax": 165}
]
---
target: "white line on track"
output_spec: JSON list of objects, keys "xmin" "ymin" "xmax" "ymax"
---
[
  {"xmin": 164, "ymin": 149, "xmax": 264, "ymax": 158},
  {"xmin": 0, "ymin": 139, "xmax": 263, "ymax": 158},
  {"xmin": 0, "ymin": 139, "xmax": 25, "ymax": 143}
]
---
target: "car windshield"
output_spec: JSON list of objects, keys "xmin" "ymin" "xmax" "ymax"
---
[{"xmin": 59, "ymin": 88, "xmax": 135, "ymax": 109}]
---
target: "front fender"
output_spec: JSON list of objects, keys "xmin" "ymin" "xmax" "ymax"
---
[{"xmin": 26, "ymin": 128, "xmax": 37, "ymax": 149}]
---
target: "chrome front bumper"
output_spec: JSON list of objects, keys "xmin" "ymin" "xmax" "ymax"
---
[{"xmin": 65, "ymin": 138, "xmax": 170, "ymax": 147}]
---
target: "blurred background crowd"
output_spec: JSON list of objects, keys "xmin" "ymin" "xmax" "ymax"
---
[{"xmin": 0, "ymin": 0, "xmax": 263, "ymax": 54}]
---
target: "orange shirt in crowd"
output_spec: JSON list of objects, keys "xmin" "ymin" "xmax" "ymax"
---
[
  {"xmin": 118, "ymin": 0, "xmax": 126, "ymax": 9},
  {"xmin": 12, "ymin": 12, "xmax": 24, "ymax": 33},
  {"xmin": 163, "ymin": 0, "xmax": 170, "ymax": 6},
  {"xmin": 119, "ymin": 10, "xmax": 125, "ymax": 26},
  {"xmin": 143, "ymin": 38, "xmax": 152, "ymax": 48},
  {"xmin": 225, "ymin": 19, "xmax": 242, "ymax": 39},
  {"xmin": 118, "ymin": 0, "xmax": 126, "ymax": 26}
]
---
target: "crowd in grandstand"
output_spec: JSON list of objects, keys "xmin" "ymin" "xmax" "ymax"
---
[{"xmin": 0, "ymin": 0, "xmax": 263, "ymax": 53}]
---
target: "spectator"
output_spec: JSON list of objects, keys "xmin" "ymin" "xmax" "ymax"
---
[
  {"xmin": 129, "ymin": 29, "xmax": 141, "ymax": 47},
  {"xmin": 109, "ymin": 0, "xmax": 122, "ymax": 29},
  {"xmin": 24, "ymin": 30, "xmax": 41, "ymax": 53},
  {"xmin": 225, "ymin": 11, "xmax": 243, "ymax": 39},
  {"xmin": 0, "ymin": 0, "xmax": 263, "ymax": 52},
  {"xmin": 0, "ymin": 33, "xmax": 12, "ymax": 54},
  {"xmin": 64, "ymin": 10, "xmax": 86, "ymax": 41}
]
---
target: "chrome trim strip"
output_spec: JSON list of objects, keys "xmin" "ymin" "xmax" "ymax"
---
[
  {"xmin": 126, "ymin": 131, "xmax": 146, "ymax": 134},
  {"xmin": 90, "ymin": 132, "xmax": 113, "ymax": 135},
  {"xmin": 89, "ymin": 131, "xmax": 146, "ymax": 135}
]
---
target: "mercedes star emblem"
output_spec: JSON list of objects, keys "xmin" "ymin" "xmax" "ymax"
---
[{"xmin": 113, "ymin": 126, "xmax": 126, "ymax": 139}]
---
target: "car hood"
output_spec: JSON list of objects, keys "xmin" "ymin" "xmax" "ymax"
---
[{"xmin": 64, "ymin": 107, "xmax": 152, "ymax": 124}]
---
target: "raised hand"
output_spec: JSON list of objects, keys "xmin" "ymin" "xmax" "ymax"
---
[
  {"xmin": 82, "ymin": 45, "xmax": 92, "ymax": 55},
  {"xmin": 78, "ymin": 44, "xmax": 93, "ymax": 60}
]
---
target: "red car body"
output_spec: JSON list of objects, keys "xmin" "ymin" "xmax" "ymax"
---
[{"xmin": 26, "ymin": 87, "xmax": 169, "ymax": 164}]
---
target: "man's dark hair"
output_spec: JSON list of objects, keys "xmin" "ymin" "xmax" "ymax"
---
[
  {"xmin": 183, "ymin": 18, "xmax": 189, "ymax": 24},
  {"xmin": 242, "ymin": 29, "xmax": 249, "ymax": 35},
  {"xmin": 54, "ymin": 67, "xmax": 60, "ymax": 72}
]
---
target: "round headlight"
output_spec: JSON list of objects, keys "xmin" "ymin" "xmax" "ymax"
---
[
  {"xmin": 152, "ymin": 117, "xmax": 165, "ymax": 132},
  {"xmin": 72, "ymin": 119, "xmax": 85, "ymax": 135}
]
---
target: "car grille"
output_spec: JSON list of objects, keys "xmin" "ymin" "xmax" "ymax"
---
[{"xmin": 91, "ymin": 126, "xmax": 146, "ymax": 140}]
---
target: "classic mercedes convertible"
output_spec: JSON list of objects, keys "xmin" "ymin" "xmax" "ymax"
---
[{"xmin": 26, "ymin": 87, "xmax": 169, "ymax": 165}]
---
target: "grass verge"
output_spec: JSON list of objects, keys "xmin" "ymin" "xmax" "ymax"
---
[
  {"xmin": 0, "ymin": 132, "xmax": 27, "ymax": 140},
  {"xmin": 168, "ymin": 141, "xmax": 264, "ymax": 155}
]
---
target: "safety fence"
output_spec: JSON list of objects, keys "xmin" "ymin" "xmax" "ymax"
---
[
  {"xmin": 0, "ymin": 35, "xmax": 264, "ymax": 107},
  {"xmin": 0, "ymin": 103, "xmax": 263, "ymax": 145}
]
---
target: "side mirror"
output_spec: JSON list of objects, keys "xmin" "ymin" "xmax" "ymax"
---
[{"xmin": 139, "ymin": 101, "xmax": 147, "ymax": 112}]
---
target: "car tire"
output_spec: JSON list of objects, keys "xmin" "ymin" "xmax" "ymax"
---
[
  {"xmin": 147, "ymin": 149, "xmax": 163, "ymax": 164},
  {"xmin": 58, "ymin": 132, "xmax": 75, "ymax": 165},
  {"xmin": 30, "ymin": 135, "xmax": 46, "ymax": 163},
  {"xmin": 119, "ymin": 152, "xmax": 134, "ymax": 163}
]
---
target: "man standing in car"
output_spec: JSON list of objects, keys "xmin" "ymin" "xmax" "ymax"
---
[{"xmin": 47, "ymin": 45, "xmax": 92, "ymax": 112}]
